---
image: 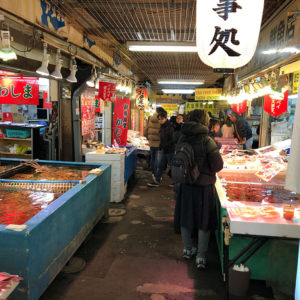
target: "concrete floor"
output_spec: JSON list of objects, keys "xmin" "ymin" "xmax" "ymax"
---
[{"xmin": 40, "ymin": 171, "xmax": 279, "ymax": 300}]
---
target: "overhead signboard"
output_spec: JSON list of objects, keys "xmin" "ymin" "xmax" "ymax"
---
[
  {"xmin": 162, "ymin": 104, "xmax": 178, "ymax": 111},
  {"xmin": 238, "ymin": 0, "xmax": 300, "ymax": 80},
  {"xmin": 186, "ymin": 101, "xmax": 218, "ymax": 115},
  {"xmin": 195, "ymin": 88, "xmax": 222, "ymax": 101}
]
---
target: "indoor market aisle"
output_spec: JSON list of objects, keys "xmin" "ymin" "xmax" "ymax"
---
[{"xmin": 41, "ymin": 171, "xmax": 276, "ymax": 300}]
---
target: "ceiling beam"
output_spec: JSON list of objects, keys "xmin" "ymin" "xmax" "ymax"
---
[{"xmin": 70, "ymin": 1, "xmax": 195, "ymax": 10}]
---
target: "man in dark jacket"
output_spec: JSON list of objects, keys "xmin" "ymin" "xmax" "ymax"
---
[
  {"xmin": 148, "ymin": 111, "xmax": 175, "ymax": 187},
  {"xmin": 229, "ymin": 111, "xmax": 253, "ymax": 150}
]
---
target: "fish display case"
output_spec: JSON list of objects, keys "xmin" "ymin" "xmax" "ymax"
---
[
  {"xmin": 215, "ymin": 169, "xmax": 300, "ymax": 281},
  {"xmin": 0, "ymin": 159, "xmax": 111, "ymax": 300},
  {"xmin": 219, "ymin": 138, "xmax": 244, "ymax": 152}
]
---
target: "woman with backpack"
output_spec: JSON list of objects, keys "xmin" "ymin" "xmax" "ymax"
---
[{"xmin": 174, "ymin": 109, "xmax": 223, "ymax": 269}]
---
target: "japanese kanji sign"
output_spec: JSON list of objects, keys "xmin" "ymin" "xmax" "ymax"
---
[
  {"xmin": 186, "ymin": 101, "xmax": 218, "ymax": 115},
  {"xmin": 213, "ymin": 0, "xmax": 242, "ymax": 21},
  {"xmin": 136, "ymin": 88, "xmax": 148, "ymax": 110},
  {"xmin": 196, "ymin": 0, "xmax": 264, "ymax": 70},
  {"xmin": 113, "ymin": 98, "xmax": 130, "ymax": 145},
  {"xmin": 232, "ymin": 100, "xmax": 247, "ymax": 114},
  {"xmin": 0, "ymin": 77, "xmax": 39, "ymax": 105},
  {"xmin": 95, "ymin": 96, "xmax": 104, "ymax": 113},
  {"xmin": 264, "ymin": 91, "xmax": 288, "ymax": 117},
  {"xmin": 293, "ymin": 71, "xmax": 299, "ymax": 94},
  {"xmin": 81, "ymin": 90, "xmax": 95, "ymax": 137},
  {"xmin": 238, "ymin": 1, "xmax": 300, "ymax": 80},
  {"xmin": 99, "ymin": 79, "xmax": 117, "ymax": 102}
]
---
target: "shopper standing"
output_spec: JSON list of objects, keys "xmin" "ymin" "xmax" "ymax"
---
[
  {"xmin": 221, "ymin": 118, "xmax": 234, "ymax": 139},
  {"xmin": 229, "ymin": 111, "xmax": 253, "ymax": 149},
  {"xmin": 174, "ymin": 109, "xmax": 223, "ymax": 268},
  {"xmin": 173, "ymin": 114, "xmax": 184, "ymax": 145},
  {"xmin": 208, "ymin": 118, "xmax": 222, "ymax": 149},
  {"xmin": 148, "ymin": 111, "xmax": 175, "ymax": 187},
  {"xmin": 144, "ymin": 107, "xmax": 166, "ymax": 180}
]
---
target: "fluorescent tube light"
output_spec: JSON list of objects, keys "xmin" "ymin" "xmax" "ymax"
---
[
  {"xmin": 162, "ymin": 89, "xmax": 194, "ymax": 94},
  {"xmin": 158, "ymin": 79, "xmax": 204, "ymax": 85},
  {"xmin": 127, "ymin": 42, "xmax": 197, "ymax": 52}
]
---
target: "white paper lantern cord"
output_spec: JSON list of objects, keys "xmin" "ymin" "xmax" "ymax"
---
[{"xmin": 196, "ymin": 0, "xmax": 264, "ymax": 73}]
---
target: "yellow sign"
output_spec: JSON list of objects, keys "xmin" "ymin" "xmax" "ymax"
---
[
  {"xmin": 186, "ymin": 102, "xmax": 218, "ymax": 115},
  {"xmin": 162, "ymin": 104, "xmax": 178, "ymax": 111},
  {"xmin": 195, "ymin": 88, "xmax": 222, "ymax": 101},
  {"xmin": 293, "ymin": 71, "xmax": 299, "ymax": 93}
]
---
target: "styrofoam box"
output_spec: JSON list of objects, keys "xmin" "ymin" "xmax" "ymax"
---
[
  {"xmin": 111, "ymin": 183, "xmax": 127, "ymax": 203},
  {"xmin": 86, "ymin": 151, "xmax": 125, "ymax": 161},
  {"xmin": 82, "ymin": 148, "xmax": 96, "ymax": 155},
  {"xmin": 86, "ymin": 160, "xmax": 124, "ymax": 182}
]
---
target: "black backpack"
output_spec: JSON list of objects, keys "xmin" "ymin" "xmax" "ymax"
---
[{"xmin": 170, "ymin": 142, "xmax": 200, "ymax": 184}]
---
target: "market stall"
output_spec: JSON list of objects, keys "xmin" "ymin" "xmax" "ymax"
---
[
  {"xmin": 0, "ymin": 158, "xmax": 111, "ymax": 300},
  {"xmin": 215, "ymin": 142, "xmax": 299, "ymax": 298},
  {"xmin": 0, "ymin": 73, "xmax": 57, "ymax": 160}
]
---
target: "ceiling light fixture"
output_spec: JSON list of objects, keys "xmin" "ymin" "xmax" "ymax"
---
[
  {"xmin": 126, "ymin": 42, "xmax": 197, "ymax": 52},
  {"xmin": 66, "ymin": 56, "xmax": 77, "ymax": 83},
  {"xmin": 162, "ymin": 89, "xmax": 194, "ymax": 94},
  {"xmin": 36, "ymin": 43, "xmax": 50, "ymax": 76},
  {"xmin": 51, "ymin": 49, "xmax": 63, "ymax": 79},
  {"xmin": 86, "ymin": 66, "xmax": 96, "ymax": 87},
  {"xmin": 158, "ymin": 79, "xmax": 204, "ymax": 85},
  {"xmin": 0, "ymin": 30, "xmax": 17, "ymax": 61}
]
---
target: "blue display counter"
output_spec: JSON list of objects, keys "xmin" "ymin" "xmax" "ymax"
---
[
  {"xmin": 124, "ymin": 146, "xmax": 137, "ymax": 183},
  {"xmin": 0, "ymin": 159, "xmax": 111, "ymax": 300}
]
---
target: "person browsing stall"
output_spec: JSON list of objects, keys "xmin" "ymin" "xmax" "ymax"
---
[
  {"xmin": 221, "ymin": 118, "xmax": 234, "ymax": 139},
  {"xmin": 229, "ymin": 111, "xmax": 253, "ymax": 150},
  {"xmin": 173, "ymin": 114, "xmax": 184, "ymax": 145},
  {"xmin": 174, "ymin": 109, "xmax": 223, "ymax": 269},
  {"xmin": 148, "ymin": 111, "xmax": 175, "ymax": 187},
  {"xmin": 208, "ymin": 118, "xmax": 222, "ymax": 150}
]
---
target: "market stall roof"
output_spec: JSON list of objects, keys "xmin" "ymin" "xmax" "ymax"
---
[{"xmin": 52, "ymin": 0, "xmax": 287, "ymax": 92}]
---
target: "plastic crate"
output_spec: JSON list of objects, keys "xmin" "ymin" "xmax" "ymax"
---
[{"xmin": 5, "ymin": 129, "xmax": 31, "ymax": 139}]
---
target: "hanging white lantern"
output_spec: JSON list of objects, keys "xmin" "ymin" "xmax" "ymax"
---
[{"xmin": 196, "ymin": 0, "xmax": 264, "ymax": 73}]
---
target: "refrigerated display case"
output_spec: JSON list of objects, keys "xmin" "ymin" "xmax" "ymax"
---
[{"xmin": 215, "ymin": 168, "xmax": 299, "ymax": 297}]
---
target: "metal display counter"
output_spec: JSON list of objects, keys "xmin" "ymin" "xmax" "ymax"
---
[{"xmin": 0, "ymin": 159, "xmax": 111, "ymax": 300}]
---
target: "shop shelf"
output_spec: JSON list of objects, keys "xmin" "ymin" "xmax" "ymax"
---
[
  {"xmin": 5, "ymin": 129, "xmax": 31, "ymax": 139},
  {"xmin": 0, "ymin": 137, "xmax": 31, "ymax": 141},
  {"xmin": 0, "ymin": 152, "xmax": 31, "ymax": 157}
]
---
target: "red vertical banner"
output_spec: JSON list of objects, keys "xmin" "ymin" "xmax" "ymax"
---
[
  {"xmin": 99, "ymin": 80, "xmax": 117, "ymax": 102},
  {"xmin": 43, "ymin": 91, "xmax": 52, "ymax": 109},
  {"xmin": 136, "ymin": 88, "xmax": 148, "ymax": 110},
  {"xmin": 232, "ymin": 100, "xmax": 247, "ymax": 114},
  {"xmin": 264, "ymin": 90, "xmax": 288, "ymax": 117},
  {"xmin": 113, "ymin": 98, "xmax": 130, "ymax": 145}
]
